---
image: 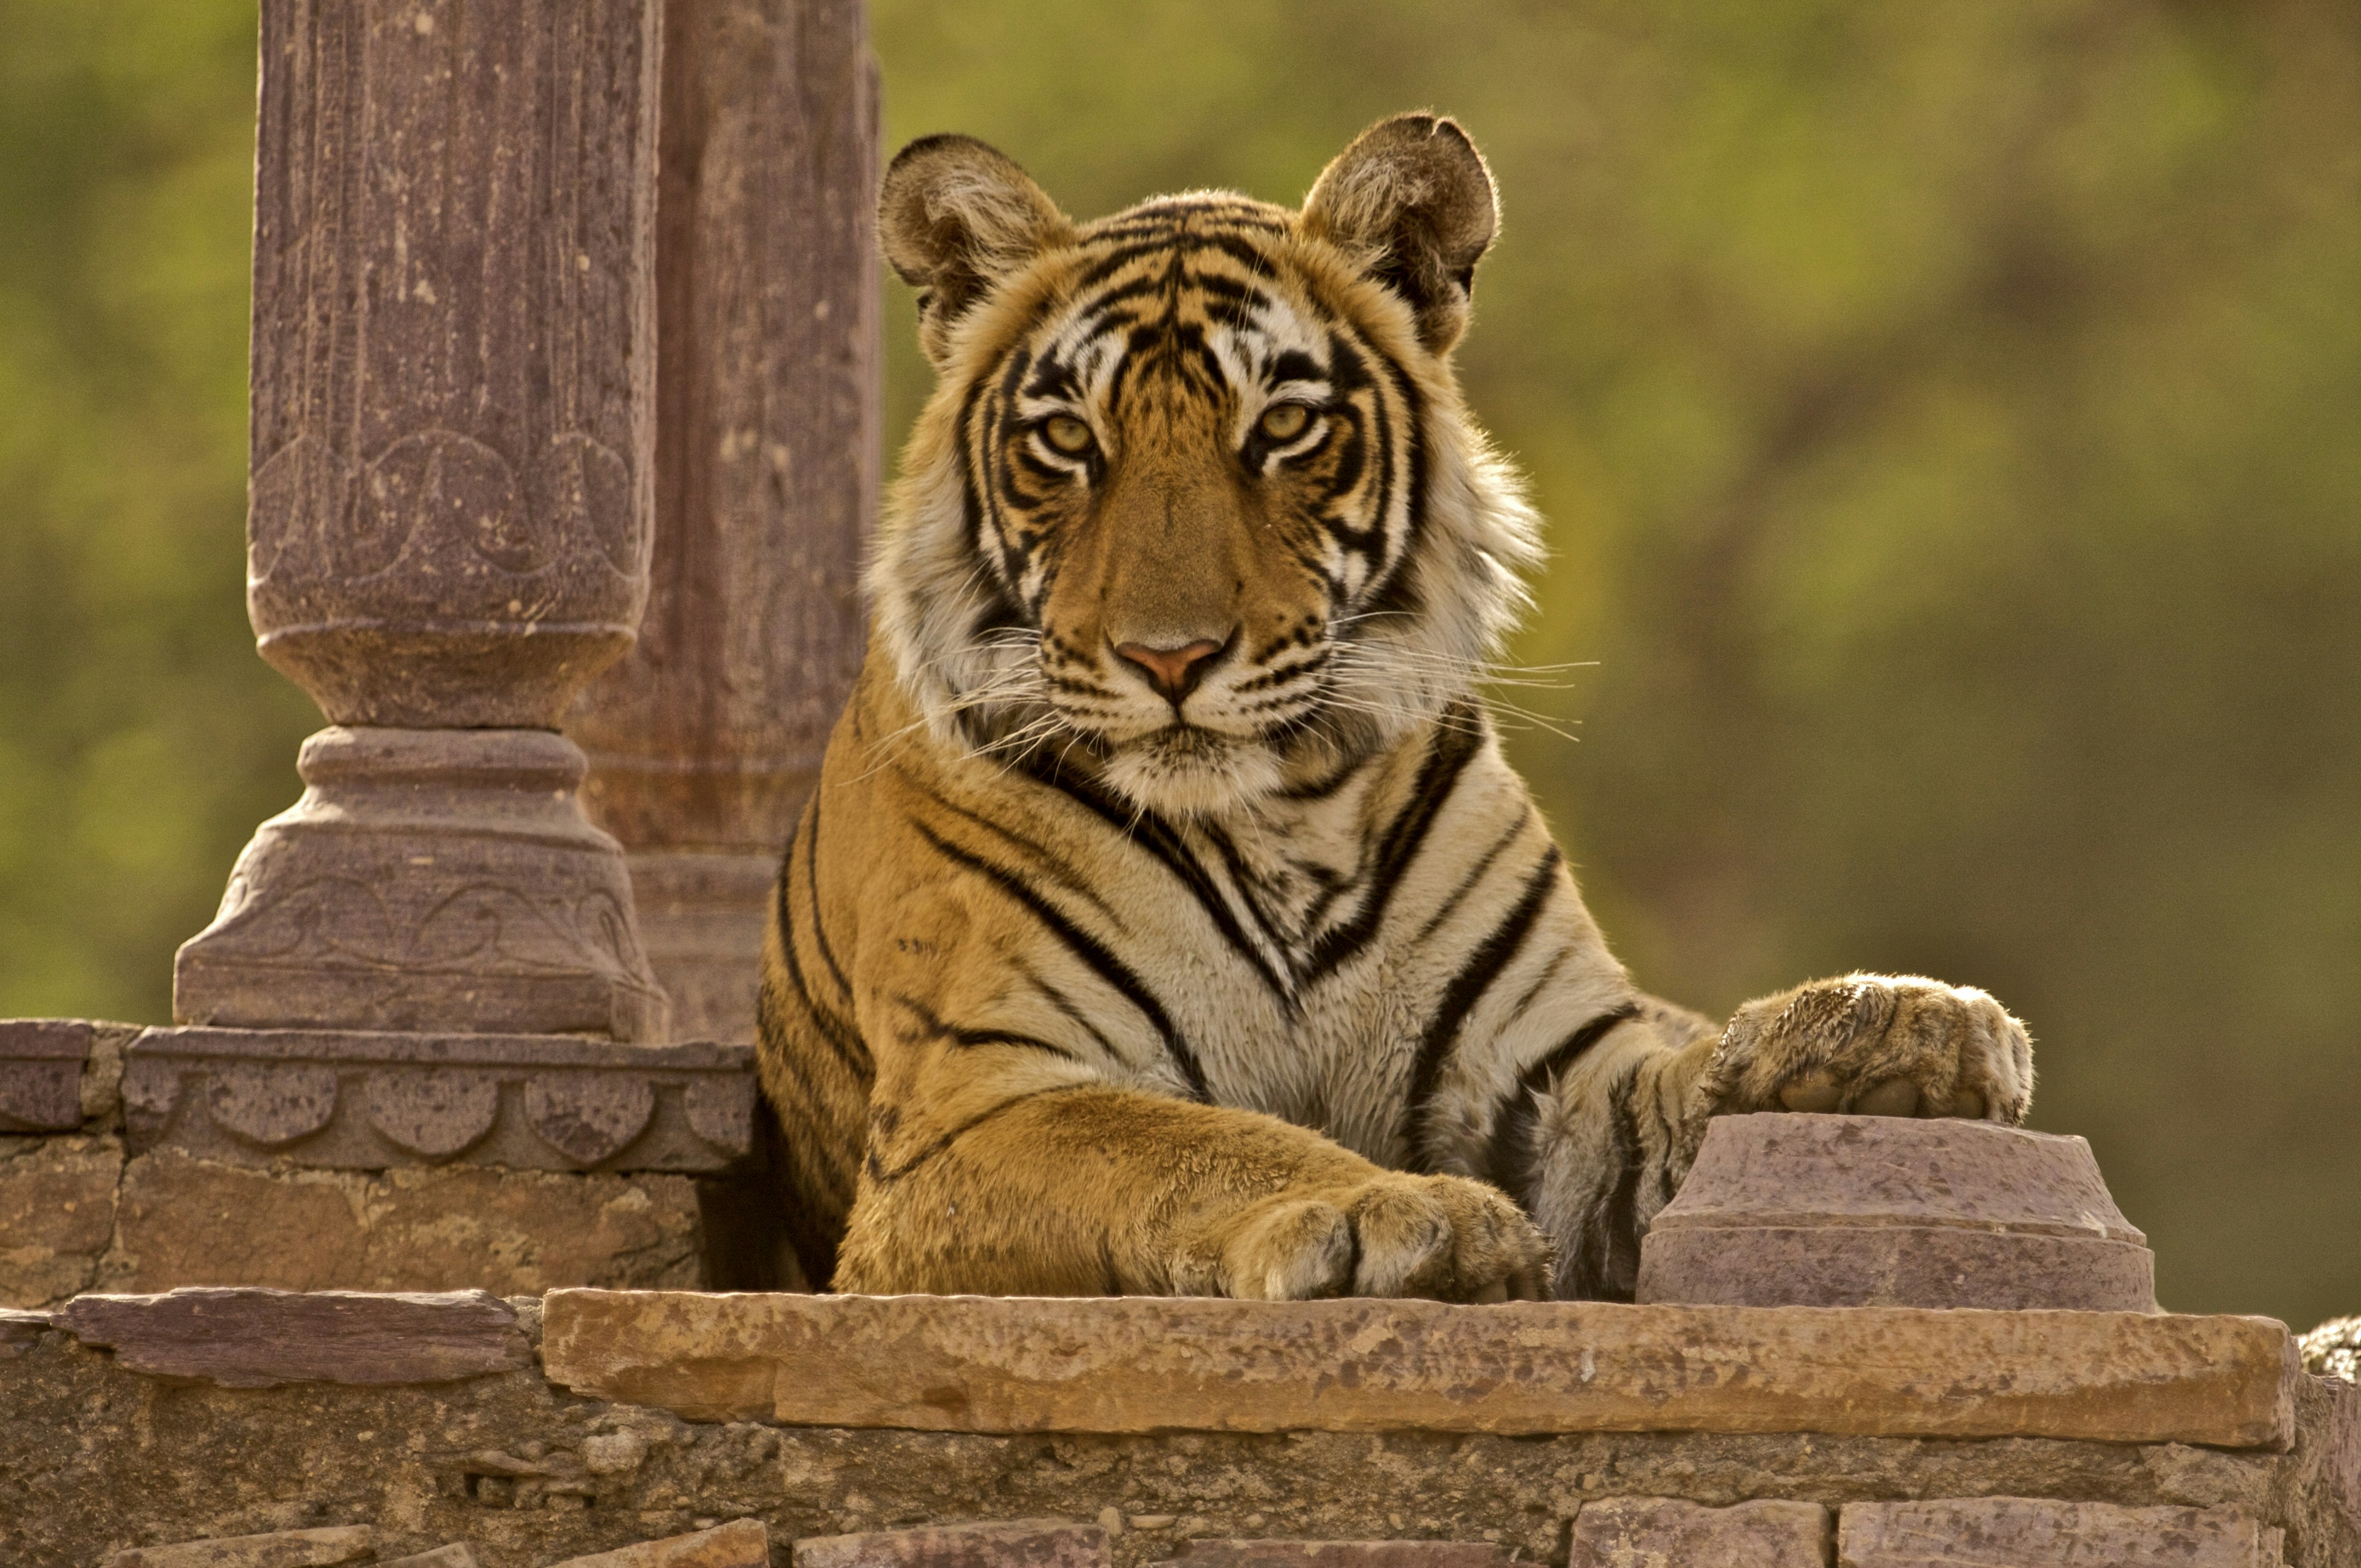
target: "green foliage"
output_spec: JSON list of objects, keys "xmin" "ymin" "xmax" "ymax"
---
[{"xmin": 2, "ymin": 0, "xmax": 2354, "ymax": 1323}]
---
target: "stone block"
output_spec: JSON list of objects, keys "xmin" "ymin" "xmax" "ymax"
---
[
  {"xmin": 0, "ymin": 1017, "xmax": 91, "ymax": 1131},
  {"xmin": 123, "ymin": 1026, "xmax": 754, "ymax": 1173},
  {"xmin": 109, "ymin": 1148, "xmax": 700, "ymax": 1294},
  {"xmin": 380, "ymin": 1550, "xmax": 481, "ymax": 1568},
  {"xmin": 1166, "ymin": 1542, "xmax": 1507, "ymax": 1568},
  {"xmin": 1, "ymin": 1305, "xmax": 49, "ymax": 1352},
  {"xmin": 1837, "ymin": 1498, "xmax": 2281, "ymax": 1566},
  {"xmin": 1638, "ymin": 1113, "xmax": 2156, "ymax": 1312},
  {"xmin": 797, "ymin": 1520, "xmax": 1106, "ymax": 1568},
  {"xmin": 55, "ymin": 1286, "xmax": 530, "ymax": 1387},
  {"xmin": 0, "ymin": 1132, "xmax": 123, "ymax": 1307},
  {"xmin": 1569, "ymin": 1498, "xmax": 1829, "ymax": 1567},
  {"xmin": 549, "ymin": 1518, "xmax": 769, "ymax": 1567},
  {"xmin": 540, "ymin": 1290, "xmax": 2297, "ymax": 1447},
  {"xmin": 100, "ymin": 1524, "xmax": 376, "ymax": 1567}
]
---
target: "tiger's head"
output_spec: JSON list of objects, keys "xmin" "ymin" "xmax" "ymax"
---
[{"xmin": 871, "ymin": 113, "xmax": 1540, "ymax": 817}]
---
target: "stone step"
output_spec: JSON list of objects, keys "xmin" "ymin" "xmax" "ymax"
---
[{"xmin": 540, "ymin": 1288, "xmax": 2298, "ymax": 1447}]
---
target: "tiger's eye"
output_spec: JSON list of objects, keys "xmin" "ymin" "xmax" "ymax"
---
[
  {"xmin": 1259, "ymin": 403, "xmax": 1311, "ymax": 442},
  {"xmin": 1042, "ymin": 414, "xmax": 1094, "ymax": 455}
]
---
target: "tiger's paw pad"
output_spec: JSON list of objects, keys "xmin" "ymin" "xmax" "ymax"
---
[
  {"xmin": 1702, "ymin": 974, "xmax": 2033, "ymax": 1125},
  {"xmin": 1191, "ymin": 1172, "xmax": 1554, "ymax": 1303}
]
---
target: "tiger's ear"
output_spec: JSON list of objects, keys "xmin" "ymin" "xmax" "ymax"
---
[
  {"xmin": 1302, "ymin": 114, "xmax": 1498, "ymax": 354},
  {"xmin": 879, "ymin": 134, "xmax": 1073, "ymax": 365}
]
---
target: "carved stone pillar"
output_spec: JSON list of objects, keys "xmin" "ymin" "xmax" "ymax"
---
[
  {"xmin": 175, "ymin": 0, "xmax": 669, "ymax": 1041},
  {"xmin": 568, "ymin": 0, "xmax": 879, "ymax": 1042}
]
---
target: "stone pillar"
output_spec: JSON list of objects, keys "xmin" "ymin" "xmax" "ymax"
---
[
  {"xmin": 174, "ymin": 0, "xmax": 669, "ymax": 1041},
  {"xmin": 567, "ymin": 0, "xmax": 880, "ymax": 1043}
]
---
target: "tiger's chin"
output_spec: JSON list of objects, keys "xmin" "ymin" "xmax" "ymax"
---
[{"xmin": 1099, "ymin": 725, "xmax": 1284, "ymax": 818}]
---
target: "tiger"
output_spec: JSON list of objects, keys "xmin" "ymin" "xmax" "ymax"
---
[{"xmin": 754, "ymin": 112, "xmax": 2035, "ymax": 1301}]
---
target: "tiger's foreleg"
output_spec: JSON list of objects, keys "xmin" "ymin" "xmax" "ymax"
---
[
  {"xmin": 1512, "ymin": 978, "xmax": 2035, "ymax": 1299},
  {"xmin": 833, "ymin": 1082, "xmax": 1556, "ymax": 1301}
]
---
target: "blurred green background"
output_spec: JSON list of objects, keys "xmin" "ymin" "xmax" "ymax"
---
[{"xmin": 2, "ymin": 0, "xmax": 2354, "ymax": 1323}]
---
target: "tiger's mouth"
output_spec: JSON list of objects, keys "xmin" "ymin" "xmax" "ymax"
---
[{"xmin": 1095, "ymin": 717, "xmax": 1285, "ymax": 817}]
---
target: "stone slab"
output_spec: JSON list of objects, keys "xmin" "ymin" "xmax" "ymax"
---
[
  {"xmin": 540, "ymin": 1290, "xmax": 2298, "ymax": 1447},
  {"xmin": 1166, "ymin": 1542, "xmax": 1506, "ymax": 1568},
  {"xmin": 799, "ymin": 1521, "xmax": 1107, "ymax": 1568},
  {"xmin": 100, "ymin": 1525, "xmax": 377, "ymax": 1567},
  {"xmin": 1568, "ymin": 1498, "xmax": 1828, "ymax": 1567},
  {"xmin": 0, "ymin": 1132, "xmax": 122, "ymax": 1307},
  {"xmin": 123, "ymin": 1026, "xmax": 755, "ymax": 1173},
  {"xmin": 549, "ymin": 1519, "xmax": 769, "ymax": 1567},
  {"xmin": 1837, "ymin": 1498, "xmax": 2280, "ymax": 1566},
  {"xmin": 1, "ymin": 1306, "xmax": 49, "ymax": 1353},
  {"xmin": 381, "ymin": 1551, "xmax": 481, "ymax": 1568},
  {"xmin": 108, "ymin": 1149, "xmax": 702, "ymax": 1295},
  {"xmin": 1638, "ymin": 1113, "xmax": 2156, "ymax": 1312},
  {"xmin": 1639, "ymin": 1224, "xmax": 2157, "ymax": 1312},
  {"xmin": 0, "ymin": 1017, "xmax": 92, "ymax": 1131},
  {"xmin": 55, "ymin": 1287, "xmax": 530, "ymax": 1387}
]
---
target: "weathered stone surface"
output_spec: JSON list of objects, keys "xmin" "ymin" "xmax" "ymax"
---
[
  {"xmin": 2327, "ymin": 1376, "xmax": 2361, "ymax": 1538},
  {"xmin": 570, "ymin": 0, "xmax": 878, "ymax": 1045},
  {"xmin": 100, "ymin": 1524, "xmax": 376, "ymax": 1567},
  {"xmin": 176, "ymin": 0, "xmax": 669, "ymax": 1041},
  {"xmin": 55, "ymin": 1288, "xmax": 529, "ymax": 1387},
  {"xmin": 175, "ymin": 731, "xmax": 669, "ymax": 1042},
  {"xmin": 1568, "ymin": 1497, "xmax": 1828, "ymax": 1567},
  {"xmin": 380, "ymin": 1550, "xmax": 481, "ymax": 1568},
  {"xmin": 799, "ymin": 1520, "xmax": 1105, "ymax": 1568},
  {"xmin": 614, "ymin": 853, "xmax": 780, "ymax": 1045},
  {"xmin": 107, "ymin": 1149, "xmax": 701, "ymax": 1294},
  {"xmin": 124, "ymin": 1028, "xmax": 753, "ymax": 1172},
  {"xmin": 0, "ymin": 1018, "xmax": 92, "ymax": 1131},
  {"xmin": 7, "ymin": 1328, "xmax": 2359, "ymax": 1568},
  {"xmin": 240, "ymin": 1, "xmax": 657, "ymax": 729},
  {"xmin": 1837, "ymin": 1497, "xmax": 2281, "ymax": 1566},
  {"xmin": 1638, "ymin": 1113, "xmax": 2157, "ymax": 1312},
  {"xmin": 2, "ymin": 1306, "xmax": 50, "ymax": 1352},
  {"xmin": 1166, "ymin": 1542, "xmax": 1506, "ymax": 1568},
  {"xmin": 0, "ymin": 1132, "xmax": 123, "ymax": 1307},
  {"xmin": 548, "ymin": 1519, "xmax": 768, "ymax": 1567},
  {"xmin": 541, "ymin": 1290, "xmax": 2298, "ymax": 1448}
]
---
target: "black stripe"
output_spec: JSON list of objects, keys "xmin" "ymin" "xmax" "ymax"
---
[
  {"xmin": 770, "ymin": 817, "xmax": 871, "ymax": 1077},
  {"xmin": 1022, "ymin": 755, "xmax": 1297, "ymax": 1004},
  {"xmin": 802, "ymin": 794, "xmax": 852, "ymax": 1001},
  {"xmin": 866, "ymin": 1083, "xmax": 1096, "ymax": 1184},
  {"xmin": 1281, "ymin": 752, "xmax": 1367, "ymax": 802},
  {"xmin": 889, "ymin": 993, "xmax": 1080, "ymax": 1063},
  {"xmin": 922, "ymin": 789, "xmax": 1120, "ymax": 923},
  {"xmin": 1011, "ymin": 954, "xmax": 1123, "ymax": 1062},
  {"xmin": 1590, "ymin": 1071, "xmax": 1649, "ymax": 1302},
  {"xmin": 1401, "ymin": 846, "xmax": 1563, "ymax": 1160},
  {"xmin": 1303, "ymin": 709, "xmax": 1484, "ymax": 980},
  {"xmin": 1417, "ymin": 811, "xmax": 1532, "ymax": 944},
  {"xmin": 1479, "ymin": 1002, "xmax": 1642, "ymax": 1206},
  {"xmin": 912, "ymin": 819, "xmax": 1210, "ymax": 1101}
]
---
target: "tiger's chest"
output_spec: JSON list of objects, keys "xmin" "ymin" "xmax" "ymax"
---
[{"xmin": 1102, "ymin": 747, "xmax": 1582, "ymax": 1161}]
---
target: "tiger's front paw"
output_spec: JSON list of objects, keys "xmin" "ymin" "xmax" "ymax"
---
[
  {"xmin": 1700, "ymin": 974, "xmax": 2032, "ymax": 1125},
  {"xmin": 1175, "ymin": 1172, "xmax": 1554, "ymax": 1303}
]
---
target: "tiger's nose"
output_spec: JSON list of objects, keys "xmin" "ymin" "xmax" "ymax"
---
[{"xmin": 1113, "ymin": 637, "xmax": 1225, "ymax": 704}]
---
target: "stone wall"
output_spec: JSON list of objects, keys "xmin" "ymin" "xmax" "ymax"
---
[
  {"xmin": 0, "ymin": 1020, "xmax": 779, "ymax": 1309},
  {"xmin": 4, "ymin": 1288, "xmax": 2356, "ymax": 1568}
]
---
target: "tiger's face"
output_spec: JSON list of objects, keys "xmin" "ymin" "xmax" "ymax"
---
[{"xmin": 872, "ymin": 116, "xmax": 1540, "ymax": 817}]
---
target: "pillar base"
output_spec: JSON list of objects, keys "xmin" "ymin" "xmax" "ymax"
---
[{"xmin": 173, "ymin": 727, "xmax": 668, "ymax": 1042}]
